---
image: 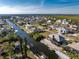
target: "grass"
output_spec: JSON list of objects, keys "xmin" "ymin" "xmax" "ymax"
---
[
  {"xmin": 56, "ymin": 16, "xmax": 79, "ymax": 24},
  {"xmin": 49, "ymin": 29, "xmax": 58, "ymax": 33},
  {"xmin": 40, "ymin": 31, "xmax": 50, "ymax": 38},
  {"xmin": 66, "ymin": 51, "xmax": 79, "ymax": 59}
]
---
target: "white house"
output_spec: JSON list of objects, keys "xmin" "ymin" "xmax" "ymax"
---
[
  {"xmin": 56, "ymin": 19, "xmax": 69, "ymax": 25},
  {"xmin": 40, "ymin": 55, "xmax": 46, "ymax": 59},
  {"xmin": 49, "ymin": 25, "xmax": 59, "ymax": 30},
  {"xmin": 47, "ymin": 20, "xmax": 51, "ymax": 24},
  {"xmin": 49, "ymin": 25, "xmax": 68, "ymax": 34},
  {"xmin": 67, "ymin": 24, "xmax": 78, "ymax": 32},
  {"xmin": 48, "ymin": 34, "xmax": 66, "ymax": 44},
  {"xmin": 56, "ymin": 19, "xmax": 62, "ymax": 23},
  {"xmin": 57, "ymin": 27, "xmax": 68, "ymax": 34},
  {"xmin": 62, "ymin": 19, "xmax": 69, "ymax": 25},
  {"xmin": 25, "ymin": 24, "xmax": 32, "ymax": 29}
]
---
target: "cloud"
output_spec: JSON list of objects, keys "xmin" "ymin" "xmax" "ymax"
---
[
  {"xmin": 0, "ymin": 5, "xmax": 79, "ymax": 14},
  {"xmin": 0, "ymin": 6, "xmax": 21, "ymax": 14},
  {"xmin": 0, "ymin": 6, "xmax": 40, "ymax": 14}
]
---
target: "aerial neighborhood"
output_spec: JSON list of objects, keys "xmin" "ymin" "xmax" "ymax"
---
[{"xmin": 0, "ymin": 15, "xmax": 79, "ymax": 59}]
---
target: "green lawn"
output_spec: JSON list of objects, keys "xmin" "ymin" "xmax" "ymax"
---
[{"xmin": 56, "ymin": 16, "xmax": 79, "ymax": 24}]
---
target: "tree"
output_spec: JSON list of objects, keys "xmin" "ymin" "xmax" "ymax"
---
[
  {"xmin": 30, "ymin": 32, "xmax": 44, "ymax": 42},
  {"xmin": 3, "ymin": 16, "xmax": 9, "ymax": 19}
]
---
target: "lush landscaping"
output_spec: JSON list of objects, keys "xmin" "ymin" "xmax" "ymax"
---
[
  {"xmin": 56, "ymin": 16, "xmax": 79, "ymax": 24},
  {"xmin": 0, "ymin": 33, "xmax": 28, "ymax": 59},
  {"xmin": 66, "ymin": 51, "xmax": 79, "ymax": 59},
  {"xmin": 30, "ymin": 32, "xmax": 44, "ymax": 42},
  {"xmin": 0, "ymin": 33, "xmax": 17, "ymax": 43},
  {"xmin": 62, "ymin": 46, "xmax": 79, "ymax": 59}
]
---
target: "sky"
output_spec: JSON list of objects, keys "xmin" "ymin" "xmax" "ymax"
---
[{"xmin": 0, "ymin": 0, "xmax": 79, "ymax": 14}]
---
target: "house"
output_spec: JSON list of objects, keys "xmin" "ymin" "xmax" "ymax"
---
[
  {"xmin": 25, "ymin": 24, "xmax": 43, "ymax": 33},
  {"xmin": 62, "ymin": 19, "xmax": 69, "ymax": 25},
  {"xmin": 0, "ymin": 19, "xmax": 5, "ymax": 27},
  {"xmin": 39, "ymin": 53, "xmax": 47, "ymax": 59},
  {"xmin": 0, "ymin": 27, "xmax": 9, "ymax": 34},
  {"xmin": 39, "ymin": 54, "xmax": 47, "ymax": 59},
  {"xmin": 15, "ymin": 41, "xmax": 20, "ymax": 47},
  {"xmin": 56, "ymin": 19, "xmax": 69, "ymax": 25},
  {"xmin": 57, "ymin": 27, "xmax": 68, "ymax": 34},
  {"xmin": 49, "ymin": 34, "xmax": 67, "ymax": 45},
  {"xmin": 69, "ymin": 24, "xmax": 78, "ymax": 31},
  {"xmin": 49, "ymin": 25, "xmax": 68, "ymax": 34},
  {"xmin": 49, "ymin": 25, "xmax": 59, "ymax": 30},
  {"xmin": 25, "ymin": 24, "xmax": 33, "ymax": 29},
  {"xmin": 2, "ymin": 27, "xmax": 10, "ymax": 32},
  {"xmin": 56, "ymin": 19, "xmax": 62, "ymax": 23},
  {"xmin": 12, "ymin": 55, "xmax": 23, "ymax": 59},
  {"xmin": 47, "ymin": 20, "xmax": 51, "ymax": 24}
]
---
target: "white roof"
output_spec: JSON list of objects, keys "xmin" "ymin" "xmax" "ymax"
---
[{"xmin": 49, "ymin": 34, "xmax": 60, "ymax": 42}]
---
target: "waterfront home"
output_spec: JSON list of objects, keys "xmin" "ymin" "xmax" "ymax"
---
[
  {"xmin": 25, "ymin": 24, "xmax": 33, "ymax": 29},
  {"xmin": 69, "ymin": 24, "xmax": 78, "ymax": 31},
  {"xmin": 12, "ymin": 55, "xmax": 23, "ymax": 59},
  {"xmin": 57, "ymin": 27, "xmax": 68, "ymax": 34},
  {"xmin": 56, "ymin": 19, "xmax": 62, "ymax": 23},
  {"xmin": 56, "ymin": 19, "xmax": 69, "ymax": 25},
  {"xmin": 39, "ymin": 54, "xmax": 47, "ymax": 59},
  {"xmin": 25, "ymin": 24, "xmax": 43, "ymax": 33},
  {"xmin": 49, "ymin": 25, "xmax": 59, "ymax": 30},
  {"xmin": 0, "ymin": 20, "xmax": 5, "ymax": 27},
  {"xmin": 0, "ymin": 27, "xmax": 9, "ymax": 33},
  {"xmin": 0, "ymin": 28, "xmax": 9, "ymax": 37},
  {"xmin": 49, "ymin": 25, "xmax": 68, "ymax": 34},
  {"xmin": 15, "ymin": 41, "xmax": 20, "ymax": 47},
  {"xmin": 0, "ymin": 21, "xmax": 4, "ymax": 25},
  {"xmin": 62, "ymin": 19, "xmax": 69, "ymax": 25},
  {"xmin": 47, "ymin": 20, "xmax": 51, "ymax": 24},
  {"xmin": 17, "ymin": 21, "xmax": 26, "ymax": 26},
  {"xmin": 48, "ymin": 34, "xmax": 67, "ymax": 45}
]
